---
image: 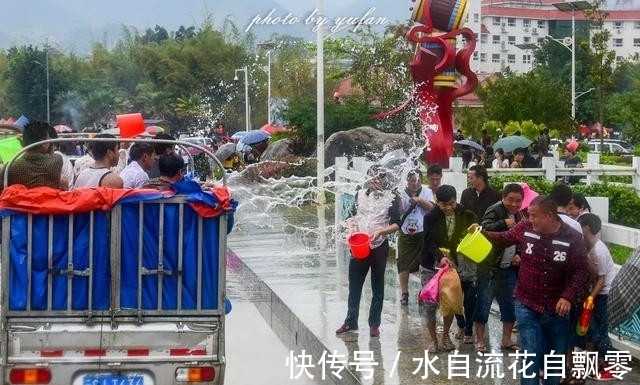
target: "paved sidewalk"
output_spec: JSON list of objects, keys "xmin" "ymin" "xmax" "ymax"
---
[{"xmin": 227, "ymin": 206, "xmax": 640, "ymax": 385}]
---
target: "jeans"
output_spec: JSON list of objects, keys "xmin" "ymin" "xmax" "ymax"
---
[
  {"xmin": 474, "ymin": 266, "xmax": 517, "ymax": 324},
  {"xmin": 493, "ymin": 267, "xmax": 517, "ymax": 322},
  {"xmin": 344, "ymin": 240, "xmax": 388, "ymax": 328},
  {"xmin": 515, "ymin": 300, "xmax": 569, "ymax": 385},
  {"xmin": 587, "ymin": 294, "xmax": 613, "ymax": 355}
]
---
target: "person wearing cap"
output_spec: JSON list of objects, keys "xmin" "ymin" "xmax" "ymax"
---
[
  {"xmin": 336, "ymin": 164, "xmax": 402, "ymax": 338},
  {"xmin": 473, "ymin": 183, "xmax": 525, "ymax": 353},
  {"xmin": 562, "ymin": 141, "xmax": 583, "ymax": 184}
]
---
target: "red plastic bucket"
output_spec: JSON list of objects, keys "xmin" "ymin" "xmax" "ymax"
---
[
  {"xmin": 117, "ymin": 113, "xmax": 145, "ymax": 138},
  {"xmin": 347, "ymin": 232, "xmax": 371, "ymax": 259}
]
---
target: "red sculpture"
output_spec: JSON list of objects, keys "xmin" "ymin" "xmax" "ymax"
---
[{"xmin": 374, "ymin": 0, "xmax": 478, "ymax": 167}]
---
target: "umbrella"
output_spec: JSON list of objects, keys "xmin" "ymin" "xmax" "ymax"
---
[
  {"xmin": 239, "ymin": 129, "xmax": 270, "ymax": 145},
  {"xmin": 454, "ymin": 139, "xmax": 485, "ymax": 152},
  {"xmin": 0, "ymin": 136, "xmax": 23, "ymax": 162},
  {"xmin": 493, "ymin": 135, "xmax": 533, "ymax": 153},
  {"xmin": 54, "ymin": 124, "xmax": 74, "ymax": 133},
  {"xmin": 145, "ymin": 125, "xmax": 165, "ymax": 135},
  {"xmin": 261, "ymin": 124, "xmax": 287, "ymax": 135},
  {"xmin": 215, "ymin": 142, "xmax": 237, "ymax": 161},
  {"xmin": 609, "ymin": 247, "xmax": 640, "ymax": 330}
]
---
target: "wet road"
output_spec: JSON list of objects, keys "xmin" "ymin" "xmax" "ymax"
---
[
  {"xmin": 225, "ymin": 184, "xmax": 640, "ymax": 385},
  {"xmin": 226, "ymin": 262, "xmax": 318, "ymax": 384}
]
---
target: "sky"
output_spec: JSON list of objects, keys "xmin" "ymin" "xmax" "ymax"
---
[{"xmin": 1, "ymin": 0, "xmax": 407, "ymax": 53}]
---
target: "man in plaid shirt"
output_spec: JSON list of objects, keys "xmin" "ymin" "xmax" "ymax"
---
[{"xmin": 479, "ymin": 195, "xmax": 590, "ymax": 385}]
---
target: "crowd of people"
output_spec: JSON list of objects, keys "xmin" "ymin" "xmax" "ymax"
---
[
  {"xmin": 0, "ymin": 121, "xmax": 209, "ymax": 193},
  {"xmin": 339, "ymin": 161, "xmax": 619, "ymax": 385},
  {"xmin": 457, "ymin": 129, "xmax": 586, "ymax": 178}
]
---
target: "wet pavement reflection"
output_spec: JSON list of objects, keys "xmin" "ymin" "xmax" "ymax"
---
[{"xmin": 227, "ymin": 204, "xmax": 640, "ymax": 384}]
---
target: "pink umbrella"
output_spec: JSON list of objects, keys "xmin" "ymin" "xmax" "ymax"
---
[
  {"xmin": 145, "ymin": 125, "xmax": 165, "ymax": 135},
  {"xmin": 54, "ymin": 124, "xmax": 74, "ymax": 133},
  {"xmin": 260, "ymin": 124, "xmax": 287, "ymax": 135}
]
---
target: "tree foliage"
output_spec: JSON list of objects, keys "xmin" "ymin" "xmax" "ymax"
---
[{"xmin": 475, "ymin": 69, "xmax": 574, "ymax": 136}]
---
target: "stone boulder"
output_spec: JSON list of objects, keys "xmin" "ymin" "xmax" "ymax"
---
[
  {"xmin": 324, "ymin": 126, "xmax": 413, "ymax": 167},
  {"xmin": 260, "ymin": 138, "xmax": 295, "ymax": 161}
]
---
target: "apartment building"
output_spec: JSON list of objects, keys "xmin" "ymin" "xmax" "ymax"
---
[{"xmin": 458, "ymin": 0, "xmax": 640, "ymax": 74}]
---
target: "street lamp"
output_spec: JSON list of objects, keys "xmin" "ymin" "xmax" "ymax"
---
[
  {"xmin": 551, "ymin": 0, "xmax": 591, "ymax": 120},
  {"xmin": 33, "ymin": 44, "xmax": 50, "ymax": 123},
  {"xmin": 257, "ymin": 42, "xmax": 278, "ymax": 125},
  {"xmin": 234, "ymin": 66, "xmax": 250, "ymax": 132}
]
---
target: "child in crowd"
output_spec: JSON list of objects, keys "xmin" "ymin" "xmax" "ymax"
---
[{"xmin": 577, "ymin": 213, "xmax": 617, "ymax": 382}]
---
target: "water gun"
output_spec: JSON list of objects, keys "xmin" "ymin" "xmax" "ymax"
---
[{"xmin": 576, "ymin": 296, "xmax": 594, "ymax": 336}]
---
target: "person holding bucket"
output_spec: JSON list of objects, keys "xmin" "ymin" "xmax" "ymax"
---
[
  {"xmin": 336, "ymin": 164, "xmax": 402, "ymax": 338},
  {"xmin": 397, "ymin": 169, "xmax": 435, "ymax": 306},
  {"xmin": 469, "ymin": 196, "xmax": 589, "ymax": 385},
  {"xmin": 419, "ymin": 184, "xmax": 476, "ymax": 352},
  {"xmin": 473, "ymin": 183, "xmax": 525, "ymax": 354}
]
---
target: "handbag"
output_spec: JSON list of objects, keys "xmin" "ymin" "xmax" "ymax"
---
[{"xmin": 418, "ymin": 264, "xmax": 450, "ymax": 303}]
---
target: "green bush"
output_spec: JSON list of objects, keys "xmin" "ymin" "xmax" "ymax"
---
[{"xmin": 488, "ymin": 175, "xmax": 640, "ymax": 228}]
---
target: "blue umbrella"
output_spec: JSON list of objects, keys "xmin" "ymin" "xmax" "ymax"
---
[
  {"xmin": 239, "ymin": 129, "xmax": 270, "ymax": 145},
  {"xmin": 455, "ymin": 139, "xmax": 485, "ymax": 152}
]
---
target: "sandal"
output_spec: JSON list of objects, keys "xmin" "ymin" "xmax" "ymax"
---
[
  {"xmin": 463, "ymin": 336, "xmax": 474, "ymax": 344},
  {"xmin": 501, "ymin": 343, "xmax": 521, "ymax": 351},
  {"xmin": 476, "ymin": 343, "xmax": 488, "ymax": 354},
  {"xmin": 442, "ymin": 336, "xmax": 455, "ymax": 351},
  {"xmin": 454, "ymin": 329, "xmax": 464, "ymax": 340}
]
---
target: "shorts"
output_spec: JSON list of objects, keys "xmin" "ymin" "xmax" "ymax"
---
[{"xmin": 397, "ymin": 232, "xmax": 424, "ymax": 273}]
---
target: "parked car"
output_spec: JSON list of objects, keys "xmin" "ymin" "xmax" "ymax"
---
[{"xmin": 586, "ymin": 139, "xmax": 634, "ymax": 154}]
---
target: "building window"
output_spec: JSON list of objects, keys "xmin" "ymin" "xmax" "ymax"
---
[
  {"xmin": 523, "ymin": 54, "xmax": 531, "ymax": 64},
  {"xmin": 507, "ymin": 54, "xmax": 516, "ymax": 63},
  {"xmin": 474, "ymin": 13, "xmax": 479, "ymax": 23},
  {"xmin": 523, "ymin": 19, "xmax": 531, "ymax": 28},
  {"xmin": 493, "ymin": 35, "xmax": 501, "ymax": 44},
  {"xmin": 634, "ymin": 38, "xmax": 640, "ymax": 47},
  {"xmin": 616, "ymin": 56, "xmax": 624, "ymax": 63},
  {"xmin": 537, "ymin": 38, "xmax": 545, "ymax": 44},
  {"xmin": 634, "ymin": 21, "xmax": 640, "ymax": 29},
  {"xmin": 507, "ymin": 18, "xmax": 516, "ymax": 27},
  {"xmin": 473, "ymin": 52, "xmax": 479, "ymax": 60},
  {"xmin": 481, "ymin": 53, "xmax": 487, "ymax": 62},
  {"xmin": 614, "ymin": 21, "xmax": 623, "ymax": 29},
  {"xmin": 613, "ymin": 38, "xmax": 623, "ymax": 47},
  {"xmin": 524, "ymin": 36, "xmax": 531, "ymax": 43},
  {"xmin": 493, "ymin": 17, "xmax": 501, "ymax": 26},
  {"xmin": 481, "ymin": 35, "xmax": 488, "ymax": 44},
  {"xmin": 492, "ymin": 53, "xmax": 501, "ymax": 63},
  {"xmin": 537, "ymin": 20, "xmax": 546, "ymax": 29},
  {"xmin": 508, "ymin": 36, "xmax": 516, "ymax": 45}
]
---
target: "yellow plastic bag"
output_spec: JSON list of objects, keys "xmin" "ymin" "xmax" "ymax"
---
[{"xmin": 439, "ymin": 267, "xmax": 464, "ymax": 317}]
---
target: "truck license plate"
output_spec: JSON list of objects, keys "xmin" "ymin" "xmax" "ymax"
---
[{"xmin": 83, "ymin": 375, "xmax": 143, "ymax": 385}]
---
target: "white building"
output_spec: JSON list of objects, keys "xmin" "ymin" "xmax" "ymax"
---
[{"xmin": 459, "ymin": 0, "xmax": 640, "ymax": 74}]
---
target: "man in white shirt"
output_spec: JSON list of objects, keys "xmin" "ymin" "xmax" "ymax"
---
[{"xmin": 119, "ymin": 142, "xmax": 156, "ymax": 188}]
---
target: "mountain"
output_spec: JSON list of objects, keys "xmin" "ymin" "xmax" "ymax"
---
[{"xmin": 0, "ymin": 0, "xmax": 406, "ymax": 53}]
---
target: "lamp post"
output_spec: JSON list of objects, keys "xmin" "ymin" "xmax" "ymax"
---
[
  {"xmin": 33, "ymin": 45, "xmax": 50, "ymax": 123},
  {"xmin": 234, "ymin": 66, "xmax": 250, "ymax": 132},
  {"xmin": 257, "ymin": 42, "xmax": 278, "ymax": 125},
  {"xmin": 551, "ymin": 1, "xmax": 591, "ymax": 120}
]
